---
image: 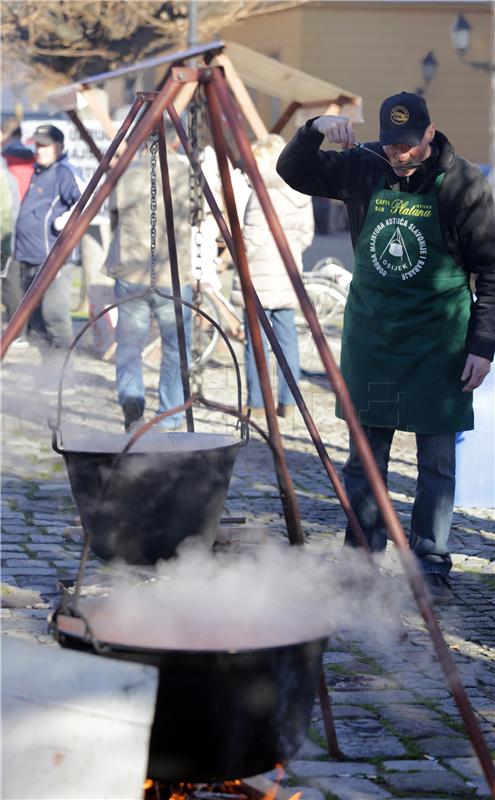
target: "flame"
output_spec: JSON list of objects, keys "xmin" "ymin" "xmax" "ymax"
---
[
  {"xmin": 143, "ymin": 773, "xmax": 298, "ymax": 800},
  {"xmin": 261, "ymin": 764, "xmax": 285, "ymax": 800}
]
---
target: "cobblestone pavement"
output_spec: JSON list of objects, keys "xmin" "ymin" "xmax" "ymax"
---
[{"xmin": 1, "ymin": 335, "xmax": 494, "ymax": 800}]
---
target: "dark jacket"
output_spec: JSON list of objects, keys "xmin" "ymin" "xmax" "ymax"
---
[
  {"xmin": 14, "ymin": 154, "xmax": 81, "ymax": 266},
  {"xmin": 276, "ymin": 123, "xmax": 495, "ymax": 361}
]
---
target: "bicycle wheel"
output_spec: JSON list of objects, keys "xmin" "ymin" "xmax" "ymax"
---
[
  {"xmin": 296, "ymin": 277, "xmax": 348, "ymax": 373},
  {"xmin": 192, "ymin": 292, "xmax": 221, "ymax": 366}
]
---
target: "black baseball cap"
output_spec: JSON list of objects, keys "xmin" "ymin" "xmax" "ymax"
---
[
  {"xmin": 32, "ymin": 124, "xmax": 65, "ymax": 146},
  {"xmin": 379, "ymin": 92, "xmax": 431, "ymax": 146}
]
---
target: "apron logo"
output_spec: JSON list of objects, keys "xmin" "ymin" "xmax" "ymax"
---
[
  {"xmin": 370, "ymin": 218, "xmax": 428, "ymax": 280},
  {"xmin": 390, "ymin": 105, "xmax": 409, "ymax": 125}
]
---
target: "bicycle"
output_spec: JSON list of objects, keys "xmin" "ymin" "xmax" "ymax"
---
[{"xmin": 295, "ymin": 257, "xmax": 351, "ymax": 375}]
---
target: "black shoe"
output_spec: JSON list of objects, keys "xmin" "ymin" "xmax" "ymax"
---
[
  {"xmin": 122, "ymin": 398, "xmax": 145, "ymax": 433},
  {"xmin": 423, "ymin": 573, "xmax": 452, "ymax": 602}
]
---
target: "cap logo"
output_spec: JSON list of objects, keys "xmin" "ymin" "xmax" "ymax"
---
[{"xmin": 390, "ymin": 105, "xmax": 409, "ymax": 125}]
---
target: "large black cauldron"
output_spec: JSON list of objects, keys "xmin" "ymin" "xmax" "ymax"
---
[
  {"xmin": 53, "ymin": 431, "xmax": 241, "ymax": 565},
  {"xmin": 54, "ymin": 615, "xmax": 327, "ymax": 783}
]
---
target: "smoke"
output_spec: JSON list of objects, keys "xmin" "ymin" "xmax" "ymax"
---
[{"xmin": 72, "ymin": 541, "xmax": 406, "ymax": 651}]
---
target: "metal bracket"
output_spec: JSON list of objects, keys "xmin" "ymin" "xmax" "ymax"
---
[{"xmin": 171, "ymin": 66, "xmax": 202, "ymax": 83}]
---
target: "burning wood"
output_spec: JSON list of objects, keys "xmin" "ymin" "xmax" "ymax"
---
[{"xmin": 144, "ymin": 770, "xmax": 302, "ymax": 800}]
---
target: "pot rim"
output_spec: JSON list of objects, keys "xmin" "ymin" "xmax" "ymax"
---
[
  {"xmin": 54, "ymin": 615, "xmax": 329, "ymax": 657},
  {"xmin": 55, "ymin": 430, "xmax": 241, "ymax": 456}
]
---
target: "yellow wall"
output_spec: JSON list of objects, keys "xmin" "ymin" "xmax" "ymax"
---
[{"xmin": 221, "ymin": 1, "xmax": 493, "ymax": 165}]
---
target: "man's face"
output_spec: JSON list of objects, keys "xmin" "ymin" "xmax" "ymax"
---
[
  {"xmin": 35, "ymin": 141, "xmax": 63, "ymax": 167},
  {"xmin": 382, "ymin": 124, "xmax": 435, "ymax": 177}
]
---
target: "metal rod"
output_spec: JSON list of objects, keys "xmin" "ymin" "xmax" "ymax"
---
[
  {"xmin": 67, "ymin": 109, "xmax": 104, "ymax": 161},
  {"xmin": 1, "ymin": 80, "xmax": 182, "ymax": 358},
  {"xmin": 318, "ymin": 669, "xmax": 344, "ymax": 759},
  {"xmin": 156, "ymin": 119, "xmax": 195, "ymax": 432},
  {"xmin": 270, "ymin": 101, "xmax": 301, "ymax": 135},
  {"xmin": 211, "ymin": 68, "xmax": 495, "ymax": 794},
  {"xmin": 204, "ymin": 75, "xmax": 305, "ymax": 547}
]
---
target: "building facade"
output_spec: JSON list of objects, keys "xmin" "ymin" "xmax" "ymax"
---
[{"xmin": 221, "ymin": 0, "xmax": 493, "ymax": 167}]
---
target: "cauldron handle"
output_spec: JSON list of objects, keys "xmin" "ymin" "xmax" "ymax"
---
[
  {"xmin": 51, "ymin": 426, "xmax": 64, "ymax": 454},
  {"xmin": 50, "ymin": 602, "xmax": 111, "ymax": 655}
]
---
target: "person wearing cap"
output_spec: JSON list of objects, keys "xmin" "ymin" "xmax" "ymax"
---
[
  {"xmin": 276, "ymin": 92, "xmax": 495, "ymax": 592},
  {"xmin": 14, "ymin": 123, "xmax": 81, "ymax": 358}
]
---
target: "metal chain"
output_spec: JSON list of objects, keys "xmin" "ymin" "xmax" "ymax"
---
[
  {"xmin": 149, "ymin": 130, "xmax": 158, "ymax": 289},
  {"xmin": 188, "ymin": 90, "xmax": 206, "ymax": 300}
]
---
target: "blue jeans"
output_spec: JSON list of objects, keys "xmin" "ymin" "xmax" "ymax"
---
[
  {"xmin": 244, "ymin": 308, "xmax": 299, "ymax": 408},
  {"xmin": 343, "ymin": 426, "xmax": 455, "ymax": 577},
  {"xmin": 114, "ymin": 280, "xmax": 192, "ymax": 428}
]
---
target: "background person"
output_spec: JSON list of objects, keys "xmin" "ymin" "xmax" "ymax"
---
[
  {"xmin": 276, "ymin": 92, "xmax": 495, "ymax": 592},
  {"xmin": 1, "ymin": 114, "xmax": 35, "ymax": 346},
  {"xmin": 105, "ymin": 133, "xmax": 192, "ymax": 433},
  {"xmin": 231, "ymin": 134, "xmax": 314, "ymax": 419},
  {"xmin": 14, "ymin": 123, "xmax": 81, "ymax": 374}
]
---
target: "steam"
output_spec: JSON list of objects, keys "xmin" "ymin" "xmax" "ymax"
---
[{"xmin": 71, "ymin": 542, "xmax": 407, "ymax": 651}]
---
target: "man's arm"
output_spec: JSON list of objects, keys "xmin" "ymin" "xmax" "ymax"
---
[
  {"xmin": 276, "ymin": 116, "xmax": 357, "ymax": 201},
  {"xmin": 59, "ymin": 165, "xmax": 82, "ymax": 209},
  {"xmin": 445, "ymin": 164, "xmax": 495, "ymax": 389},
  {"xmin": 446, "ymin": 163, "xmax": 495, "ymax": 386}
]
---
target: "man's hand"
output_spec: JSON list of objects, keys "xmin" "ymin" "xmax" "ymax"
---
[
  {"xmin": 461, "ymin": 354, "xmax": 491, "ymax": 391},
  {"xmin": 312, "ymin": 115, "xmax": 355, "ymax": 148}
]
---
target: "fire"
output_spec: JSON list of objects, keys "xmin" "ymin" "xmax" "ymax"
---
[{"xmin": 143, "ymin": 768, "xmax": 303, "ymax": 800}]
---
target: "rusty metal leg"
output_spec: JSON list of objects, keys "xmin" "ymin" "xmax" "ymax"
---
[
  {"xmin": 204, "ymin": 75, "xmax": 304, "ymax": 547},
  {"xmin": 318, "ymin": 669, "xmax": 344, "ymax": 760}
]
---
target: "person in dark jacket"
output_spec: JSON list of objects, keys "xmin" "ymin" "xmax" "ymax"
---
[
  {"xmin": 276, "ymin": 92, "xmax": 495, "ymax": 592},
  {"xmin": 1, "ymin": 115, "xmax": 35, "ymax": 346},
  {"xmin": 14, "ymin": 124, "xmax": 81, "ymax": 356}
]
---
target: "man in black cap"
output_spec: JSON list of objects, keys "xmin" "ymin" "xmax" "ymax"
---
[
  {"xmin": 14, "ymin": 123, "xmax": 81, "ymax": 376},
  {"xmin": 276, "ymin": 92, "xmax": 495, "ymax": 593}
]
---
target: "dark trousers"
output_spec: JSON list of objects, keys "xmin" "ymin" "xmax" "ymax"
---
[
  {"xmin": 343, "ymin": 426, "xmax": 455, "ymax": 577},
  {"xmin": 20, "ymin": 261, "xmax": 73, "ymax": 349},
  {"xmin": 1, "ymin": 259, "xmax": 27, "ymax": 336}
]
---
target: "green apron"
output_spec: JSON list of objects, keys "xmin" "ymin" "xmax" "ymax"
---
[{"xmin": 338, "ymin": 174, "xmax": 473, "ymax": 433}]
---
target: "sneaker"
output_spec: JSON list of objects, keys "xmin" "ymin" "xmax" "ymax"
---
[
  {"xmin": 154, "ymin": 416, "xmax": 188, "ymax": 432},
  {"xmin": 423, "ymin": 573, "xmax": 452, "ymax": 602},
  {"xmin": 122, "ymin": 398, "xmax": 145, "ymax": 432},
  {"xmin": 11, "ymin": 336, "xmax": 30, "ymax": 350}
]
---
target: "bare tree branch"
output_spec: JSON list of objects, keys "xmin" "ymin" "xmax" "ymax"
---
[{"xmin": 1, "ymin": 1, "xmax": 307, "ymax": 87}]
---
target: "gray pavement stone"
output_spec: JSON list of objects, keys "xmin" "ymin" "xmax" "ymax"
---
[
  {"xmin": 313, "ymin": 776, "xmax": 391, "ymax": 799},
  {"xmin": 319, "ymin": 718, "xmax": 407, "ymax": 759},
  {"xmin": 382, "ymin": 769, "xmax": 469, "ymax": 793},
  {"xmin": 289, "ymin": 761, "xmax": 377, "ymax": 779},
  {"xmin": 445, "ymin": 757, "xmax": 492, "ymax": 796},
  {"xmin": 416, "ymin": 737, "xmax": 475, "ymax": 758},
  {"xmin": 382, "ymin": 759, "xmax": 444, "ymax": 771}
]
